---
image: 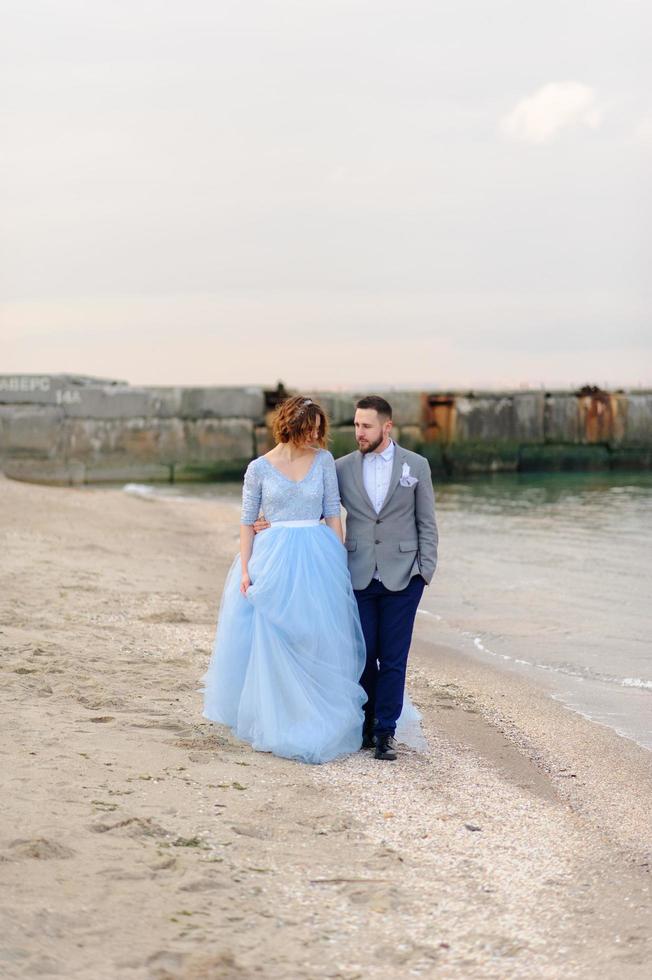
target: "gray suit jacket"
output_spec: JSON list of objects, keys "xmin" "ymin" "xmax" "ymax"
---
[{"xmin": 335, "ymin": 443, "xmax": 438, "ymax": 592}]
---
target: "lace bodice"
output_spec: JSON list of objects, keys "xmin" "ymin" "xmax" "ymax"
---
[{"xmin": 240, "ymin": 449, "xmax": 341, "ymax": 524}]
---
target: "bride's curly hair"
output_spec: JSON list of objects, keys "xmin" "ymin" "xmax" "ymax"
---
[{"xmin": 271, "ymin": 395, "xmax": 330, "ymax": 448}]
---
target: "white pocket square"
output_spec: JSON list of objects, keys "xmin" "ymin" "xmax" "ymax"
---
[{"xmin": 399, "ymin": 462, "xmax": 418, "ymax": 487}]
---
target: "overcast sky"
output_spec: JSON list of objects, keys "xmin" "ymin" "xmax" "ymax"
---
[{"xmin": 1, "ymin": 1, "xmax": 650, "ymax": 390}]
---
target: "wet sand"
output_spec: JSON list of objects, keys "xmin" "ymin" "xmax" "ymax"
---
[{"xmin": 1, "ymin": 473, "xmax": 650, "ymax": 979}]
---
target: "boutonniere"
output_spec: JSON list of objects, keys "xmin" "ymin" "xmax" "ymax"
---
[{"xmin": 400, "ymin": 462, "xmax": 418, "ymax": 487}]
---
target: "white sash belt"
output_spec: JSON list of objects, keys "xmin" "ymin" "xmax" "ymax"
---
[{"xmin": 270, "ymin": 519, "xmax": 321, "ymax": 528}]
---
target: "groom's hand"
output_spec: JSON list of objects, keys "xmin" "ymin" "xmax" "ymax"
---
[{"xmin": 252, "ymin": 515, "xmax": 271, "ymax": 534}]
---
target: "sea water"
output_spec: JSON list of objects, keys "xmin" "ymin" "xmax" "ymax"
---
[
  {"xmin": 418, "ymin": 472, "xmax": 652, "ymax": 751},
  {"xmin": 123, "ymin": 471, "xmax": 652, "ymax": 751}
]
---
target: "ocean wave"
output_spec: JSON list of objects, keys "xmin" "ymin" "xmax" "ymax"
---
[
  {"xmin": 122, "ymin": 483, "xmax": 157, "ymax": 499},
  {"xmin": 425, "ymin": 622, "xmax": 651, "ymax": 698},
  {"xmin": 463, "ymin": 636, "xmax": 652, "ymax": 693},
  {"xmin": 621, "ymin": 677, "xmax": 652, "ymax": 690}
]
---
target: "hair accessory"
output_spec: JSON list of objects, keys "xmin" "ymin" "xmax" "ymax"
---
[{"xmin": 296, "ymin": 398, "xmax": 313, "ymax": 416}]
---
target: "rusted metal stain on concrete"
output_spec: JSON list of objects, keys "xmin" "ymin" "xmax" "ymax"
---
[
  {"xmin": 577, "ymin": 386, "xmax": 626, "ymax": 444},
  {"xmin": 423, "ymin": 394, "xmax": 456, "ymax": 443}
]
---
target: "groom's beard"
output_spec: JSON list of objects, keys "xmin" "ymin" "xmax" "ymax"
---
[{"xmin": 357, "ymin": 433, "xmax": 384, "ymax": 454}]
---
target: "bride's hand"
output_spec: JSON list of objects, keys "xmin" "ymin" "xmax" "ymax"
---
[{"xmin": 240, "ymin": 572, "xmax": 251, "ymax": 595}]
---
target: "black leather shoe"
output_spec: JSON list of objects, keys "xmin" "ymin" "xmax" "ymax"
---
[
  {"xmin": 374, "ymin": 734, "xmax": 397, "ymax": 761},
  {"xmin": 361, "ymin": 715, "xmax": 378, "ymax": 750},
  {"xmin": 361, "ymin": 730, "xmax": 376, "ymax": 749}
]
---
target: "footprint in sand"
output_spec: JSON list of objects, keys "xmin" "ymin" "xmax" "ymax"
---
[
  {"xmin": 98, "ymin": 867, "xmax": 155, "ymax": 881},
  {"xmin": 173, "ymin": 733, "xmax": 229, "ymax": 751},
  {"xmin": 24, "ymin": 954, "xmax": 64, "ymax": 975},
  {"xmin": 77, "ymin": 695, "xmax": 127, "ymax": 710},
  {"xmin": 313, "ymin": 878, "xmax": 403, "ymax": 914},
  {"xmin": 231, "ymin": 823, "xmax": 272, "ymax": 841},
  {"xmin": 141, "ymin": 950, "xmax": 186, "ymax": 976},
  {"xmin": 129, "ymin": 718, "xmax": 187, "ymax": 731},
  {"xmin": 140, "ymin": 610, "xmax": 190, "ymax": 623},
  {"xmin": 148, "ymin": 855, "xmax": 178, "ymax": 871},
  {"xmin": 178, "ymin": 877, "xmax": 226, "ymax": 892},
  {"xmin": 7, "ymin": 837, "xmax": 76, "ymax": 860},
  {"xmin": 90, "ymin": 816, "xmax": 171, "ymax": 839},
  {"xmin": 145, "ymin": 950, "xmax": 249, "ymax": 980}
]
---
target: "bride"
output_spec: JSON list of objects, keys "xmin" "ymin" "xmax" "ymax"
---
[{"xmin": 201, "ymin": 395, "xmax": 367, "ymax": 764}]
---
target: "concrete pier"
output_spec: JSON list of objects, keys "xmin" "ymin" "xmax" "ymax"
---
[{"xmin": 1, "ymin": 375, "xmax": 650, "ymax": 483}]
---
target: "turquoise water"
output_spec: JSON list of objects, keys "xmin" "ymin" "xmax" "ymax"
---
[{"xmin": 122, "ymin": 471, "xmax": 652, "ymax": 751}]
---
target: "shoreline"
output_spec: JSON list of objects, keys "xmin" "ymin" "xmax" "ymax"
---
[
  {"xmin": 409, "ymin": 631, "xmax": 652, "ymax": 865},
  {"xmin": 1, "ymin": 475, "xmax": 650, "ymax": 978},
  {"xmin": 415, "ymin": 606, "xmax": 652, "ymax": 755}
]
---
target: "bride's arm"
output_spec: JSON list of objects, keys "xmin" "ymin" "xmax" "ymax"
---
[
  {"xmin": 240, "ymin": 524, "xmax": 255, "ymax": 571},
  {"xmin": 239, "ymin": 525, "xmax": 255, "ymax": 593},
  {"xmin": 324, "ymin": 515, "xmax": 344, "ymax": 544},
  {"xmin": 239, "ymin": 460, "xmax": 262, "ymax": 593},
  {"xmin": 322, "ymin": 452, "xmax": 343, "ymax": 544}
]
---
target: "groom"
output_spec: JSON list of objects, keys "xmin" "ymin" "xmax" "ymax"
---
[{"xmin": 336, "ymin": 396, "xmax": 438, "ymax": 761}]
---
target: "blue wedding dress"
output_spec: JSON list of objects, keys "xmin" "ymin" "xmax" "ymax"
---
[{"xmin": 201, "ymin": 449, "xmax": 367, "ymax": 764}]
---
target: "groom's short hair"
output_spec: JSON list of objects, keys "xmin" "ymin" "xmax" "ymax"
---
[{"xmin": 355, "ymin": 395, "xmax": 392, "ymax": 420}]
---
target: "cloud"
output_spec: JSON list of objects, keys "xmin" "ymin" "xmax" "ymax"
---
[{"xmin": 500, "ymin": 82, "xmax": 603, "ymax": 144}]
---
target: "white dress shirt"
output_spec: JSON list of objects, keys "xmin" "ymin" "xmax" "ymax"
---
[{"xmin": 362, "ymin": 439, "xmax": 395, "ymax": 580}]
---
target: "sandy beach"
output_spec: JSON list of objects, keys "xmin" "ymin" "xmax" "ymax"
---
[{"xmin": 1, "ymin": 473, "xmax": 651, "ymax": 980}]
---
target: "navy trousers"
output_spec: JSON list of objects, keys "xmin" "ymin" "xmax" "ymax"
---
[{"xmin": 354, "ymin": 574, "xmax": 425, "ymax": 737}]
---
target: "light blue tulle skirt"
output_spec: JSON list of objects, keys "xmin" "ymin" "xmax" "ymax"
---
[{"xmin": 201, "ymin": 521, "xmax": 368, "ymax": 764}]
